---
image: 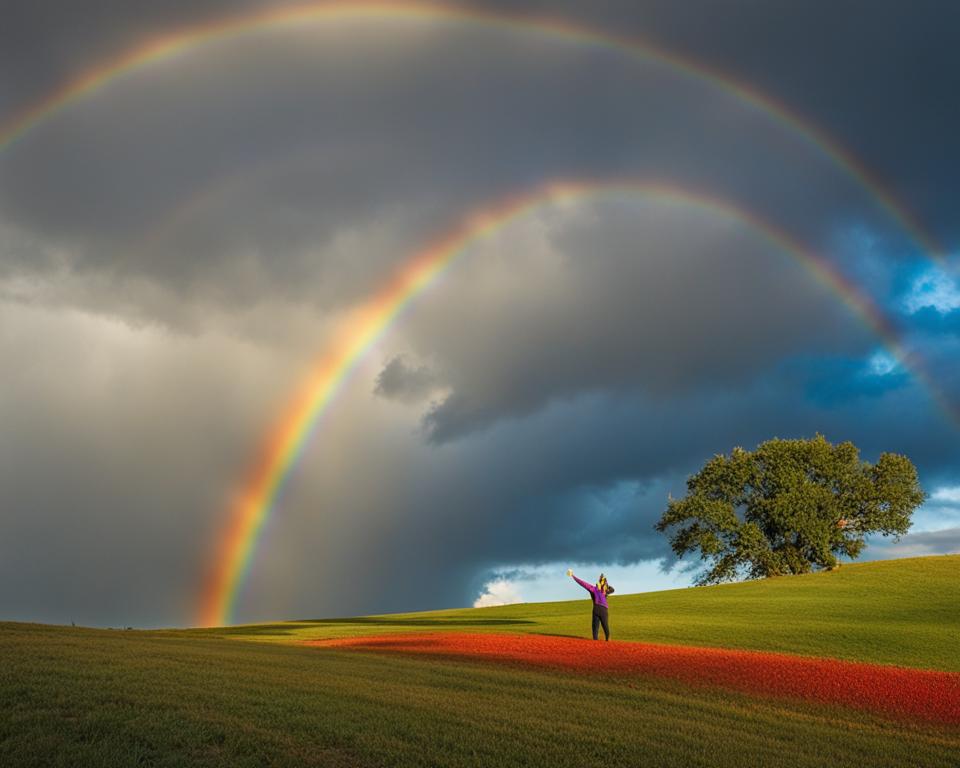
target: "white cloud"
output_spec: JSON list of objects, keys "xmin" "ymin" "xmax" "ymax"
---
[
  {"xmin": 867, "ymin": 349, "xmax": 899, "ymax": 376},
  {"xmin": 474, "ymin": 560, "xmax": 692, "ymax": 608},
  {"xmin": 902, "ymin": 484, "xmax": 960, "ymax": 535},
  {"xmin": 931, "ymin": 486, "xmax": 960, "ymax": 504},
  {"xmin": 903, "ymin": 268, "xmax": 960, "ymax": 314},
  {"xmin": 473, "ymin": 579, "xmax": 523, "ymax": 608}
]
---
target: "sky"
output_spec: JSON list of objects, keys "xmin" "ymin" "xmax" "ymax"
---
[{"xmin": 1, "ymin": 0, "xmax": 958, "ymax": 628}]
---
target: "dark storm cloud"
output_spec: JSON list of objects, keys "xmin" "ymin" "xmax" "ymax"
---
[
  {"xmin": 374, "ymin": 355, "xmax": 440, "ymax": 404},
  {"xmin": 0, "ymin": 1, "xmax": 957, "ymax": 626},
  {"xmin": 3, "ymin": 0, "xmax": 958, "ymax": 256},
  {"xmin": 0, "ymin": 302, "xmax": 302, "ymax": 627},
  {"xmin": 478, "ymin": 0, "xmax": 960, "ymax": 249},
  {"xmin": 0, "ymin": 1, "xmax": 269, "ymax": 116},
  {"xmin": 0, "ymin": 0, "xmax": 935, "ymax": 328},
  {"xmin": 397, "ymin": 198, "xmax": 873, "ymax": 442},
  {"xmin": 250, "ymin": 366, "xmax": 960, "ymax": 620}
]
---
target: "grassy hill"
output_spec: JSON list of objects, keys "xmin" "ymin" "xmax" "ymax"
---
[
  {"xmin": 1, "ymin": 555, "xmax": 958, "ymax": 767},
  {"xmin": 205, "ymin": 554, "xmax": 960, "ymax": 672}
]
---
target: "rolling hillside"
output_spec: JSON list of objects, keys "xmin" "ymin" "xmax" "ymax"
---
[
  {"xmin": 206, "ymin": 554, "xmax": 960, "ymax": 671},
  {"xmin": 2, "ymin": 555, "xmax": 957, "ymax": 768}
]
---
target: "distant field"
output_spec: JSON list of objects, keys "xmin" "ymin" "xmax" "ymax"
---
[
  {"xmin": 202, "ymin": 555, "xmax": 960, "ymax": 672},
  {"xmin": 1, "ymin": 555, "xmax": 958, "ymax": 767}
]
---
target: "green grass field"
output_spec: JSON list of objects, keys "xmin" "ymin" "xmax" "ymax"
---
[
  {"xmin": 202, "ymin": 555, "xmax": 960, "ymax": 671},
  {"xmin": 2, "ymin": 555, "xmax": 958, "ymax": 767}
]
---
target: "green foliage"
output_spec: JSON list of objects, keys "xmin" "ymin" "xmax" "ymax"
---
[{"xmin": 655, "ymin": 435, "xmax": 925, "ymax": 584}]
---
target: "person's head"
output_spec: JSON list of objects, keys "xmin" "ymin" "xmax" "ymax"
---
[{"xmin": 598, "ymin": 573, "xmax": 609, "ymax": 595}]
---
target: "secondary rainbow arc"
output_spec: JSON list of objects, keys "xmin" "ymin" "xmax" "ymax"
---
[
  {"xmin": 197, "ymin": 178, "xmax": 951, "ymax": 628},
  {"xmin": 0, "ymin": 0, "xmax": 945, "ymax": 264}
]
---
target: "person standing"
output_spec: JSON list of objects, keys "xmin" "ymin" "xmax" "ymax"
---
[{"xmin": 567, "ymin": 569, "xmax": 614, "ymax": 641}]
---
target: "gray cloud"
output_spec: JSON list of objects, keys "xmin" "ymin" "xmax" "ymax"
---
[
  {"xmin": 399, "ymin": 197, "xmax": 869, "ymax": 441},
  {"xmin": 244, "ymin": 371, "xmax": 959, "ymax": 621},
  {"xmin": 0, "ymin": 298, "xmax": 331, "ymax": 627},
  {"xmin": 1, "ymin": 289, "xmax": 956, "ymax": 625},
  {"xmin": 0, "ymin": 7, "xmax": 925, "ymax": 331},
  {"xmin": 869, "ymin": 529, "xmax": 960, "ymax": 559},
  {"xmin": 0, "ymin": 1, "xmax": 957, "ymax": 627},
  {"xmin": 374, "ymin": 355, "xmax": 441, "ymax": 404}
]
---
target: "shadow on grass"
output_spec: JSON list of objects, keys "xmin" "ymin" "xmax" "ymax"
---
[
  {"xmin": 532, "ymin": 631, "xmax": 583, "ymax": 640},
  {"xmin": 204, "ymin": 617, "xmax": 539, "ymax": 638}
]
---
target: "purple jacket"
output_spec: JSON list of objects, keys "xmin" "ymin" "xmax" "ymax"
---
[{"xmin": 573, "ymin": 575, "xmax": 608, "ymax": 609}]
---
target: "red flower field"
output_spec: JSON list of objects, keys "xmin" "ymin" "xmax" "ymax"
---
[{"xmin": 313, "ymin": 632, "xmax": 960, "ymax": 726}]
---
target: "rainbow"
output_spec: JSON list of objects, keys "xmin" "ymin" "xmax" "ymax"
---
[
  {"xmin": 197, "ymin": 178, "xmax": 950, "ymax": 627},
  {"xmin": 0, "ymin": 0, "xmax": 944, "ymax": 263}
]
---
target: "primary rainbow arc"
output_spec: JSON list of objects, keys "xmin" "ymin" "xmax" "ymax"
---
[{"xmin": 197, "ymin": 178, "xmax": 949, "ymax": 627}]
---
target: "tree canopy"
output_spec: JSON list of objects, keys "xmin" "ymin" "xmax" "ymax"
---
[{"xmin": 655, "ymin": 435, "xmax": 925, "ymax": 584}]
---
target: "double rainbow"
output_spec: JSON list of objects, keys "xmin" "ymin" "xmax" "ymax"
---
[{"xmin": 0, "ymin": 1, "xmax": 947, "ymax": 625}]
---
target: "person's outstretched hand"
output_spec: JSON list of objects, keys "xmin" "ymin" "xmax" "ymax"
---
[{"xmin": 566, "ymin": 569, "xmax": 573, "ymax": 577}]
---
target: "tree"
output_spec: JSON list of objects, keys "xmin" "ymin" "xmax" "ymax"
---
[{"xmin": 655, "ymin": 435, "xmax": 925, "ymax": 584}]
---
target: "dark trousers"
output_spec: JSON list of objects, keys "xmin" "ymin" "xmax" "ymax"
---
[{"xmin": 592, "ymin": 605, "xmax": 610, "ymax": 641}]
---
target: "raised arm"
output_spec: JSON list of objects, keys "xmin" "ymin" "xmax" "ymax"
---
[{"xmin": 571, "ymin": 574, "xmax": 596, "ymax": 595}]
